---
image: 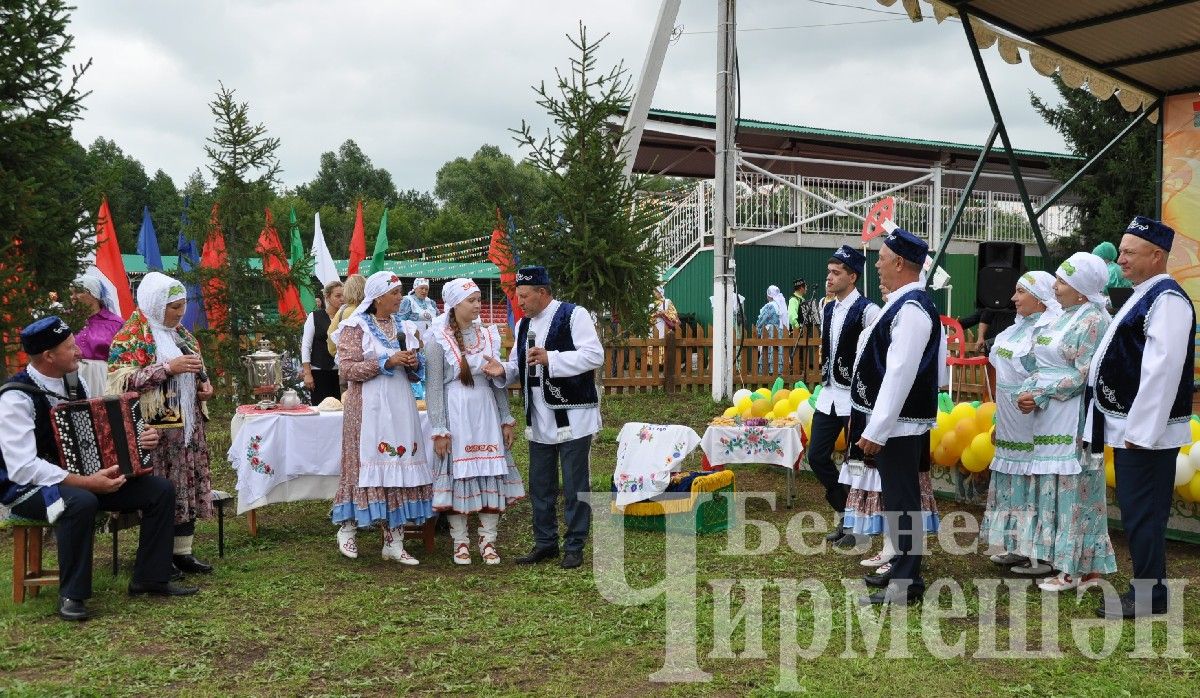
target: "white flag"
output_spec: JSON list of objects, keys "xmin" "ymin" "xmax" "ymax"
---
[{"xmin": 311, "ymin": 212, "xmax": 340, "ymax": 285}]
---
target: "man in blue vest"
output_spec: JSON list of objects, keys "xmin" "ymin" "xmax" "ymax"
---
[
  {"xmin": 483, "ymin": 266, "xmax": 604, "ymax": 570},
  {"xmin": 810, "ymin": 245, "xmax": 880, "ymax": 544},
  {"xmin": 1, "ymin": 316, "xmax": 198, "ymax": 621},
  {"xmin": 1085, "ymin": 217, "xmax": 1194, "ymax": 619},
  {"xmin": 848, "ymin": 227, "xmax": 940, "ymax": 605}
]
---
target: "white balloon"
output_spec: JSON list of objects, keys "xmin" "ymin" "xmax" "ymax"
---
[
  {"xmin": 732, "ymin": 389, "xmax": 752, "ymax": 405},
  {"xmin": 796, "ymin": 401, "xmax": 815, "ymax": 425},
  {"xmin": 1175, "ymin": 453, "xmax": 1196, "ymax": 488}
]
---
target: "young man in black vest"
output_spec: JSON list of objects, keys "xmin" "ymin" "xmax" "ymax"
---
[
  {"xmin": 483, "ymin": 266, "xmax": 604, "ymax": 569},
  {"xmin": 0, "ymin": 316, "xmax": 198, "ymax": 621},
  {"xmin": 810, "ymin": 245, "xmax": 880, "ymax": 545},
  {"xmin": 848, "ymin": 228, "xmax": 940, "ymax": 606},
  {"xmin": 1085, "ymin": 217, "xmax": 1194, "ymax": 619}
]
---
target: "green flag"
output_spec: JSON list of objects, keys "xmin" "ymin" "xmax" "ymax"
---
[
  {"xmin": 288, "ymin": 207, "xmax": 317, "ymax": 312},
  {"xmin": 368, "ymin": 208, "xmax": 390, "ymax": 275}
]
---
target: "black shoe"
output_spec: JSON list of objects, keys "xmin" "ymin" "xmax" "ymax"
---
[
  {"xmin": 514, "ymin": 547, "xmax": 560, "ymax": 564},
  {"xmin": 864, "ymin": 571, "xmax": 892, "ymax": 588},
  {"xmin": 1095, "ymin": 596, "xmax": 1167, "ymax": 619},
  {"xmin": 128, "ymin": 581, "xmax": 200, "ymax": 597},
  {"xmin": 172, "ymin": 554, "xmax": 214, "ymax": 574},
  {"xmin": 834, "ymin": 532, "xmax": 858, "ymax": 549},
  {"xmin": 170, "ymin": 564, "xmax": 184, "ymax": 582},
  {"xmin": 825, "ymin": 520, "xmax": 847, "ymax": 543},
  {"xmin": 860, "ymin": 588, "xmax": 923, "ymax": 606},
  {"xmin": 560, "ymin": 550, "xmax": 584, "ymax": 569},
  {"xmin": 58, "ymin": 598, "xmax": 89, "ymax": 621}
]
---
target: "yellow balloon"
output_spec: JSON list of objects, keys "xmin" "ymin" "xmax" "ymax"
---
[
  {"xmin": 1105, "ymin": 459, "xmax": 1116, "ymax": 488},
  {"xmin": 936, "ymin": 411, "xmax": 953, "ymax": 432},
  {"xmin": 803, "ymin": 415, "xmax": 814, "ymax": 437},
  {"xmin": 1190, "ymin": 420, "xmax": 1200, "ymax": 443},
  {"xmin": 1189, "ymin": 471, "xmax": 1200, "ymax": 503},
  {"xmin": 723, "ymin": 406, "xmax": 738, "ymax": 417},
  {"xmin": 954, "ymin": 418, "xmax": 978, "ymax": 443},
  {"xmin": 950, "ymin": 403, "xmax": 975, "ymax": 427},
  {"xmin": 933, "ymin": 444, "xmax": 956, "ymax": 467},
  {"xmin": 835, "ymin": 429, "xmax": 847, "ymax": 451},
  {"xmin": 751, "ymin": 399, "xmax": 772, "ymax": 417},
  {"xmin": 736, "ymin": 398, "xmax": 752, "ymax": 412},
  {"xmin": 940, "ymin": 431, "xmax": 964, "ymax": 461},
  {"xmin": 741, "ymin": 408, "xmax": 755, "ymax": 420},
  {"xmin": 794, "ymin": 389, "xmax": 811, "ymax": 403},
  {"xmin": 755, "ymin": 388, "xmax": 772, "ymax": 399},
  {"xmin": 930, "ymin": 424, "xmax": 946, "ymax": 447},
  {"xmin": 961, "ymin": 447, "xmax": 986, "ymax": 473},
  {"xmin": 1184, "ymin": 443, "xmax": 1193, "ymax": 456},
  {"xmin": 975, "ymin": 402, "xmax": 997, "ymax": 432},
  {"xmin": 1177, "ymin": 484, "xmax": 1193, "ymax": 503},
  {"xmin": 772, "ymin": 389, "xmax": 791, "ymax": 406},
  {"xmin": 970, "ymin": 432, "xmax": 995, "ymax": 465}
]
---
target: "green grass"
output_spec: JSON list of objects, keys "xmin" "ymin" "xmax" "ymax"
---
[{"xmin": 2, "ymin": 390, "xmax": 1199, "ymax": 696}]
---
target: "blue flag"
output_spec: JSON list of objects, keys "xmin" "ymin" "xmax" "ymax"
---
[
  {"xmin": 176, "ymin": 197, "xmax": 207, "ymax": 331},
  {"xmin": 136, "ymin": 206, "xmax": 163, "ymax": 271}
]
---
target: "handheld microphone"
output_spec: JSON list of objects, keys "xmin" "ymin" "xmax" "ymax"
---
[
  {"xmin": 180, "ymin": 344, "xmax": 209, "ymax": 384},
  {"xmin": 527, "ymin": 330, "xmax": 538, "ymax": 379}
]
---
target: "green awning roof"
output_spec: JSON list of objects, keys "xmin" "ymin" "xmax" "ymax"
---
[{"xmin": 122, "ymin": 255, "xmax": 499, "ymax": 280}]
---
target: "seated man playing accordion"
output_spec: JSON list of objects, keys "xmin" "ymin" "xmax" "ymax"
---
[{"xmin": 0, "ymin": 316, "xmax": 198, "ymax": 621}]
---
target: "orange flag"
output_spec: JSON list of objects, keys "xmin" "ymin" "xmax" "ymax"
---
[
  {"xmin": 347, "ymin": 199, "xmax": 366, "ymax": 275},
  {"xmin": 200, "ymin": 204, "xmax": 229, "ymax": 329},
  {"xmin": 256, "ymin": 209, "xmax": 306, "ymax": 322},
  {"xmin": 94, "ymin": 197, "xmax": 134, "ymax": 318}
]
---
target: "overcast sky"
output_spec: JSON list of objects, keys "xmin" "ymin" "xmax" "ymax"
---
[{"xmin": 64, "ymin": 0, "xmax": 1068, "ymax": 194}]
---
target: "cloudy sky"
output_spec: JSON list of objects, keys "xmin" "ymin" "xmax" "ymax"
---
[{"xmin": 64, "ymin": 0, "xmax": 1068, "ymax": 193}]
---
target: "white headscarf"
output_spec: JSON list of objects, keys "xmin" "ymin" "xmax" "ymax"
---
[
  {"xmin": 1055, "ymin": 252, "xmax": 1109, "ymax": 307},
  {"xmin": 767, "ymin": 285, "xmax": 787, "ymax": 327},
  {"xmin": 73, "ymin": 268, "xmax": 121, "ymax": 315},
  {"xmin": 136, "ymin": 272, "xmax": 197, "ymax": 439},
  {"xmin": 413, "ymin": 277, "xmax": 430, "ymax": 289},
  {"xmin": 349, "ymin": 271, "xmax": 404, "ymax": 319},
  {"xmin": 1016, "ymin": 270, "xmax": 1062, "ymax": 321},
  {"xmin": 442, "ymin": 277, "xmax": 479, "ymax": 311}
]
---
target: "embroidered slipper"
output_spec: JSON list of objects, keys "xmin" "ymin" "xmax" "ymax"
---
[
  {"xmin": 384, "ymin": 546, "xmax": 420, "ymax": 566},
  {"xmin": 1077, "ymin": 573, "xmax": 1103, "ymax": 592},
  {"xmin": 479, "ymin": 540, "xmax": 501, "ymax": 566},
  {"xmin": 860, "ymin": 552, "xmax": 895, "ymax": 568},
  {"xmin": 336, "ymin": 528, "xmax": 358, "ymax": 559},
  {"xmin": 1037, "ymin": 572, "xmax": 1078, "ymax": 592},
  {"xmin": 452, "ymin": 542, "xmax": 472, "ymax": 565}
]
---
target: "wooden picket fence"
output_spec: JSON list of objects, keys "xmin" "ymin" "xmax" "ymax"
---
[{"xmin": 499, "ymin": 324, "xmax": 993, "ymax": 401}]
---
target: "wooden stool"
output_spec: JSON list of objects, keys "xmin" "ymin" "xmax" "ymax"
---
[
  {"xmin": 404, "ymin": 516, "xmax": 438, "ymax": 553},
  {"xmin": 4, "ymin": 517, "xmax": 60, "ymax": 604}
]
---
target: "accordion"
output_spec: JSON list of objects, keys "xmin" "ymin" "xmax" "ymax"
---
[{"xmin": 49, "ymin": 392, "xmax": 154, "ymax": 477}]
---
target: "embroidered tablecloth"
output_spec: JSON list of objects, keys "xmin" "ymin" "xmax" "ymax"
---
[
  {"xmin": 700, "ymin": 424, "xmax": 805, "ymax": 470},
  {"xmin": 613, "ymin": 423, "xmax": 701, "ymax": 508},
  {"xmin": 228, "ymin": 409, "xmax": 434, "ymax": 512}
]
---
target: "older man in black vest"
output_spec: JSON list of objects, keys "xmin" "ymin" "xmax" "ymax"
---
[
  {"xmin": 0, "ymin": 316, "xmax": 197, "ymax": 621},
  {"xmin": 849, "ymin": 228, "xmax": 940, "ymax": 605},
  {"xmin": 484, "ymin": 266, "xmax": 604, "ymax": 569},
  {"xmin": 1086, "ymin": 217, "xmax": 1194, "ymax": 619},
  {"xmin": 810, "ymin": 245, "xmax": 880, "ymax": 544}
]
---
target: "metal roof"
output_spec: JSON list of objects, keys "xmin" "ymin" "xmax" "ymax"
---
[{"xmin": 932, "ymin": 0, "xmax": 1200, "ymax": 97}]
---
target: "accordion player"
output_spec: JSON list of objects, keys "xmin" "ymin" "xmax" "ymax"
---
[{"xmin": 50, "ymin": 391, "xmax": 154, "ymax": 477}]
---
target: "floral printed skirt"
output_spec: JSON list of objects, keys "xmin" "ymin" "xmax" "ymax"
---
[
  {"xmin": 844, "ymin": 471, "xmax": 940, "ymax": 536},
  {"xmin": 1023, "ymin": 467, "xmax": 1116, "ymax": 576},
  {"xmin": 980, "ymin": 471, "xmax": 1037, "ymax": 554}
]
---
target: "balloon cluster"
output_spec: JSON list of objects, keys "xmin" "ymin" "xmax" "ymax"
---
[
  {"xmin": 721, "ymin": 377, "xmax": 845, "ymax": 448},
  {"xmin": 929, "ymin": 397, "xmax": 996, "ymax": 473},
  {"xmin": 1168, "ymin": 418, "xmax": 1200, "ymax": 504}
]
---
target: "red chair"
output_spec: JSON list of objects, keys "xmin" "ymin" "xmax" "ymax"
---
[{"xmin": 941, "ymin": 315, "xmax": 992, "ymax": 402}]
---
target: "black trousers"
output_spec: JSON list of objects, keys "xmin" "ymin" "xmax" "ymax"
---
[
  {"xmin": 1113, "ymin": 446, "xmax": 1178, "ymax": 609},
  {"xmin": 13, "ymin": 476, "xmax": 176, "ymax": 600},
  {"xmin": 807, "ymin": 406, "xmax": 849, "ymax": 516},
  {"xmin": 876, "ymin": 433, "xmax": 926, "ymax": 596},
  {"xmin": 528, "ymin": 435, "xmax": 593, "ymax": 552},
  {"xmin": 310, "ymin": 368, "xmax": 340, "ymax": 405}
]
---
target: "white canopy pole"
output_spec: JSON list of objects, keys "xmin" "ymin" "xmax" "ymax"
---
[
  {"xmin": 712, "ymin": 0, "xmax": 736, "ymax": 401},
  {"xmin": 620, "ymin": 0, "xmax": 682, "ymax": 182}
]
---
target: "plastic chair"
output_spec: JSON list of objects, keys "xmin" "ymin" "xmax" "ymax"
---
[{"xmin": 941, "ymin": 315, "xmax": 992, "ymax": 402}]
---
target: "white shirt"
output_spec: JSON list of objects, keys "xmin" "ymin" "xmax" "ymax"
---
[
  {"xmin": 816, "ymin": 289, "xmax": 881, "ymax": 418},
  {"xmin": 0, "ymin": 365, "xmax": 91, "ymax": 490},
  {"xmin": 498, "ymin": 299, "xmax": 605, "ymax": 444},
  {"xmin": 301, "ymin": 312, "xmax": 316, "ymax": 364},
  {"xmin": 1085, "ymin": 273, "xmax": 1193, "ymax": 449},
  {"xmin": 853, "ymin": 281, "xmax": 938, "ymax": 445}
]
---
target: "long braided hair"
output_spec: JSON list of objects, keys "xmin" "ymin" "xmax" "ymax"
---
[{"xmin": 448, "ymin": 310, "xmax": 475, "ymax": 387}]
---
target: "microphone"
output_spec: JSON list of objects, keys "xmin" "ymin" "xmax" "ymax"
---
[
  {"xmin": 527, "ymin": 329, "xmax": 538, "ymax": 379},
  {"xmin": 180, "ymin": 344, "xmax": 209, "ymax": 384}
]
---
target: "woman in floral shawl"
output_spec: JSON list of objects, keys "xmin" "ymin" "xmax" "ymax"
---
[{"xmin": 108, "ymin": 271, "xmax": 215, "ymax": 575}]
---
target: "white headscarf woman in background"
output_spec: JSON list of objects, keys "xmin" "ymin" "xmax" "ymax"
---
[{"xmin": 108, "ymin": 271, "xmax": 215, "ymax": 573}]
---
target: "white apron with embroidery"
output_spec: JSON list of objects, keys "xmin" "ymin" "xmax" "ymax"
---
[
  {"xmin": 353, "ymin": 315, "xmax": 431, "ymax": 488},
  {"xmin": 989, "ymin": 314, "xmax": 1041, "ymax": 474},
  {"xmin": 1026, "ymin": 304, "xmax": 1090, "ymax": 476},
  {"xmin": 437, "ymin": 323, "xmax": 510, "ymax": 479}
]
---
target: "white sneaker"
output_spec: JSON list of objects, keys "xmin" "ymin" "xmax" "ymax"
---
[
  {"xmin": 452, "ymin": 542, "xmax": 472, "ymax": 565},
  {"xmin": 1011, "ymin": 560, "xmax": 1053, "ymax": 575},
  {"xmin": 336, "ymin": 526, "xmax": 358, "ymax": 559},
  {"xmin": 861, "ymin": 552, "xmax": 894, "ymax": 568}
]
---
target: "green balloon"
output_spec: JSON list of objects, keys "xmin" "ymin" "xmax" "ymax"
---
[
  {"xmin": 793, "ymin": 380, "xmax": 808, "ymax": 392},
  {"xmin": 771, "ymin": 376, "xmax": 785, "ymax": 395},
  {"xmin": 749, "ymin": 393, "xmax": 765, "ymax": 401},
  {"xmin": 971, "ymin": 400, "xmax": 981, "ymax": 408}
]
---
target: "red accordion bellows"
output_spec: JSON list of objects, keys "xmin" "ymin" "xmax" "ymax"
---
[{"xmin": 50, "ymin": 392, "xmax": 153, "ymax": 477}]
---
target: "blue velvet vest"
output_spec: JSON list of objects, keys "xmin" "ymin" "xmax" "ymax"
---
[
  {"xmin": 1094, "ymin": 278, "xmax": 1194, "ymax": 422},
  {"xmin": 849, "ymin": 288, "xmax": 939, "ymax": 423},
  {"xmin": 0, "ymin": 370, "xmax": 71, "ymax": 505},
  {"xmin": 821, "ymin": 295, "xmax": 873, "ymax": 390},
  {"xmin": 515, "ymin": 302, "xmax": 599, "ymax": 410}
]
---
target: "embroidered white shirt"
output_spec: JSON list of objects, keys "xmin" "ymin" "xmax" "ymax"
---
[
  {"xmin": 816, "ymin": 289, "xmax": 880, "ymax": 418},
  {"xmin": 0, "ymin": 365, "xmax": 90, "ymax": 488}
]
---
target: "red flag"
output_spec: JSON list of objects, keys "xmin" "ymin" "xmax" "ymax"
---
[
  {"xmin": 347, "ymin": 200, "xmax": 366, "ymax": 275},
  {"xmin": 861, "ymin": 197, "xmax": 895, "ymax": 242},
  {"xmin": 200, "ymin": 204, "xmax": 229, "ymax": 330},
  {"xmin": 256, "ymin": 209, "xmax": 306, "ymax": 322},
  {"xmin": 94, "ymin": 197, "xmax": 134, "ymax": 318},
  {"xmin": 487, "ymin": 210, "xmax": 523, "ymax": 323}
]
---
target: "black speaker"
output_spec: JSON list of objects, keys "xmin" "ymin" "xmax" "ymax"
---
[{"xmin": 976, "ymin": 242, "xmax": 1024, "ymax": 310}]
